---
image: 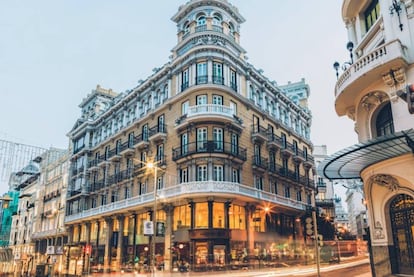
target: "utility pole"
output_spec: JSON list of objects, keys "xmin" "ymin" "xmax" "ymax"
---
[{"xmin": 311, "ymin": 207, "xmax": 321, "ymax": 277}]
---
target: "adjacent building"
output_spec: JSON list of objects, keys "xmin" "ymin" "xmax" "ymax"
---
[
  {"xmin": 343, "ymin": 180, "xmax": 367, "ymax": 239},
  {"xmin": 319, "ymin": 0, "xmax": 414, "ymax": 275},
  {"xmin": 313, "ymin": 145, "xmax": 336, "ymax": 240},
  {"xmin": 31, "ymin": 149, "xmax": 68, "ymax": 276},
  {"xmin": 9, "ymin": 148, "xmax": 67, "ymax": 276},
  {"xmin": 66, "ymin": 0, "xmax": 316, "ymax": 273}
]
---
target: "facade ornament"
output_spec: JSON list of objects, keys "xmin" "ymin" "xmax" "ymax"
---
[
  {"xmin": 382, "ymin": 68, "xmax": 405, "ymax": 87},
  {"xmin": 360, "ymin": 91, "xmax": 386, "ymax": 111},
  {"xmin": 346, "ymin": 107, "xmax": 356, "ymax": 121},
  {"xmin": 369, "ymin": 174, "xmax": 399, "ymax": 192},
  {"xmin": 373, "ymin": 221, "xmax": 385, "ymax": 240}
]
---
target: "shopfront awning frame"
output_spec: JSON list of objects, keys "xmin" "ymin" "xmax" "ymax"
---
[{"xmin": 319, "ymin": 129, "xmax": 414, "ymax": 180}]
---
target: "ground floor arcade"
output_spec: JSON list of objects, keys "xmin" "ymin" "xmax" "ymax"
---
[{"xmin": 64, "ymin": 199, "xmax": 306, "ymax": 274}]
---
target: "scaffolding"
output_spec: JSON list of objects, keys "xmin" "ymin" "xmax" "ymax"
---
[{"xmin": 0, "ymin": 139, "xmax": 46, "ymax": 191}]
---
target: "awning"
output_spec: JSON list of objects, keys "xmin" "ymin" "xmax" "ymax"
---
[{"xmin": 318, "ymin": 129, "xmax": 414, "ymax": 180}]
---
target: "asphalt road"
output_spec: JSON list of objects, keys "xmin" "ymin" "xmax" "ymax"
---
[{"xmin": 303, "ymin": 262, "xmax": 371, "ymax": 277}]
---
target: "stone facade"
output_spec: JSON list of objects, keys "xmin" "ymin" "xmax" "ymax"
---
[
  {"xmin": 321, "ymin": 0, "xmax": 414, "ymax": 276},
  {"xmin": 66, "ymin": 0, "xmax": 316, "ymax": 274}
]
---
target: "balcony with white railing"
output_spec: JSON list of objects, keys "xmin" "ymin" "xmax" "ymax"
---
[
  {"xmin": 175, "ymin": 104, "xmax": 242, "ymax": 129},
  {"xmin": 64, "ymin": 181, "xmax": 306, "ymax": 223},
  {"xmin": 335, "ymin": 39, "xmax": 410, "ymax": 116}
]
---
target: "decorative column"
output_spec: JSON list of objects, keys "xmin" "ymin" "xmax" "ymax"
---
[
  {"xmin": 163, "ymin": 204, "xmax": 174, "ymax": 271},
  {"xmin": 116, "ymin": 215, "xmax": 125, "ymax": 272},
  {"xmin": 84, "ymin": 222, "xmax": 91, "ymax": 274},
  {"xmin": 207, "ymin": 199, "xmax": 214, "ymax": 264},
  {"xmin": 245, "ymin": 204, "xmax": 256, "ymax": 257},
  {"xmin": 104, "ymin": 217, "xmax": 113, "ymax": 273},
  {"xmin": 207, "ymin": 58, "xmax": 213, "ymax": 83},
  {"xmin": 189, "ymin": 201, "xmax": 195, "ymax": 229}
]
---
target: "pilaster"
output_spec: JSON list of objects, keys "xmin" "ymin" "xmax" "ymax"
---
[{"xmin": 104, "ymin": 217, "xmax": 113, "ymax": 273}]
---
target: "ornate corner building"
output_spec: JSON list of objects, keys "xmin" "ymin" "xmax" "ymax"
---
[
  {"xmin": 319, "ymin": 0, "xmax": 414, "ymax": 276},
  {"xmin": 66, "ymin": 0, "xmax": 316, "ymax": 274}
]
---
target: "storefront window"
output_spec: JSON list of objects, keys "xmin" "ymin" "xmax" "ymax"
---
[
  {"xmin": 214, "ymin": 245, "xmax": 225, "ymax": 265},
  {"xmin": 173, "ymin": 204, "xmax": 191, "ymax": 230},
  {"xmin": 73, "ymin": 225, "xmax": 79, "ymax": 242},
  {"xmin": 195, "ymin": 242, "xmax": 208, "ymax": 265},
  {"xmin": 229, "ymin": 204, "xmax": 245, "ymax": 230},
  {"xmin": 213, "ymin": 202, "xmax": 224, "ymax": 228},
  {"xmin": 230, "ymin": 241, "xmax": 247, "ymax": 264},
  {"xmin": 195, "ymin": 202, "xmax": 209, "ymax": 228},
  {"xmin": 90, "ymin": 222, "xmax": 97, "ymax": 241},
  {"xmin": 137, "ymin": 213, "xmax": 150, "ymax": 235},
  {"xmin": 252, "ymin": 209, "xmax": 265, "ymax": 232},
  {"xmin": 99, "ymin": 221, "xmax": 107, "ymax": 242}
]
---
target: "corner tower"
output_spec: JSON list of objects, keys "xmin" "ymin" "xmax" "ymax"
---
[{"xmin": 171, "ymin": 0, "xmax": 246, "ymax": 60}]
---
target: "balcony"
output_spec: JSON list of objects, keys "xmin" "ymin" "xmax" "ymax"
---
[
  {"xmin": 133, "ymin": 133, "xmax": 149, "ymax": 150},
  {"xmin": 149, "ymin": 124, "xmax": 167, "ymax": 143},
  {"xmin": 172, "ymin": 141, "xmax": 247, "ymax": 162},
  {"xmin": 252, "ymin": 155, "xmax": 267, "ymax": 172},
  {"xmin": 251, "ymin": 125, "xmax": 268, "ymax": 144},
  {"xmin": 119, "ymin": 140, "xmax": 135, "ymax": 157},
  {"xmin": 88, "ymin": 158, "xmax": 100, "ymax": 171},
  {"xmin": 316, "ymin": 198, "xmax": 335, "ymax": 207},
  {"xmin": 335, "ymin": 39, "xmax": 410, "ymax": 116},
  {"xmin": 317, "ymin": 180, "xmax": 327, "ymax": 193},
  {"xmin": 64, "ymin": 181, "xmax": 307, "ymax": 223},
  {"xmin": 107, "ymin": 148, "xmax": 122, "ymax": 162},
  {"xmin": 175, "ymin": 104, "xmax": 240, "ymax": 130},
  {"xmin": 280, "ymin": 143, "xmax": 293, "ymax": 157},
  {"xmin": 267, "ymin": 133, "xmax": 283, "ymax": 151}
]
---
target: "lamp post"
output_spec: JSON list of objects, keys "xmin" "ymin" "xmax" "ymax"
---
[
  {"xmin": 147, "ymin": 161, "xmax": 158, "ymax": 276},
  {"xmin": 333, "ymin": 41, "xmax": 355, "ymax": 79}
]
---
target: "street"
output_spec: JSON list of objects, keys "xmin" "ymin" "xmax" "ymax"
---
[{"xmin": 86, "ymin": 257, "xmax": 370, "ymax": 277}]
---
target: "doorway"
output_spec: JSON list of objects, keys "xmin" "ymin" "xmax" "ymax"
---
[{"xmin": 390, "ymin": 194, "xmax": 414, "ymax": 275}]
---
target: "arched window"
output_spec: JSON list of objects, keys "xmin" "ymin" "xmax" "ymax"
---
[
  {"xmin": 228, "ymin": 22, "xmax": 235, "ymax": 37},
  {"xmin": 162, "ymin": 84, "xmax": 168, "ymax": 102},
  {"xmin": 213, "ymin": 13, "xmax": 223, "ymax": 32},
  {"xmin": 196, "ymin": 14, "xmax": 207, "ymax": 32},
  {"xmin": 213, "ymin": 13, "xmax": 222, "ymax": 26},
  {"xmin": 249, "ymin": 85, "xmax": 254, "ymax": 100},
  {"xmin": 183, "ymin": 21, "xmax": 190, "ymax": 34},
  {"xmin": 197, "ymin": 15, "xmax": 206, "ymax": 26},
  {"xmin": 375, "ymin": 102, "xmax": 394, "ymax": 137}
]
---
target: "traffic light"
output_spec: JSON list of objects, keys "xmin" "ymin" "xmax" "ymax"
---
[
  {"xmin": 305, "ymin": 217, "xmax": 313, "ymax": 236},
  {"xmin": 407, "ymin": 84, "xmax": 414, "ymax": 114},
  {"xmin": 317, "ymin": 234, "xmax": 324, "ymax": 247}
]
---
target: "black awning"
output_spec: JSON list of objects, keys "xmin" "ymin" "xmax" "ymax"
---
[{"xmin": 318, "ymin": 129, "xmax": 414, "ymax": 180}]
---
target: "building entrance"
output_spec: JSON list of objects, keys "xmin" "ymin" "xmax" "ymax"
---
[{"xmin": 390, "ymin": 194, "xmax": 414, "ymax": 275}]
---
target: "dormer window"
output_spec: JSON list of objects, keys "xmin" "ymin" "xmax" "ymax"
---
[{"xmin": 364, "ymin": 0, "xmax": 380, "ymax": 32}]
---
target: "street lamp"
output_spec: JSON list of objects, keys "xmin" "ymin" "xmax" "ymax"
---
[{"xmin": 146, "ymin": 161, "xmax": 158, "ymax": 276}]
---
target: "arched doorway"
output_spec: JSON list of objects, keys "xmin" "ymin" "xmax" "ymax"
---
[{"xmin": 390, "ymin": 194, "xmax": 414, "ymax": 275}]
